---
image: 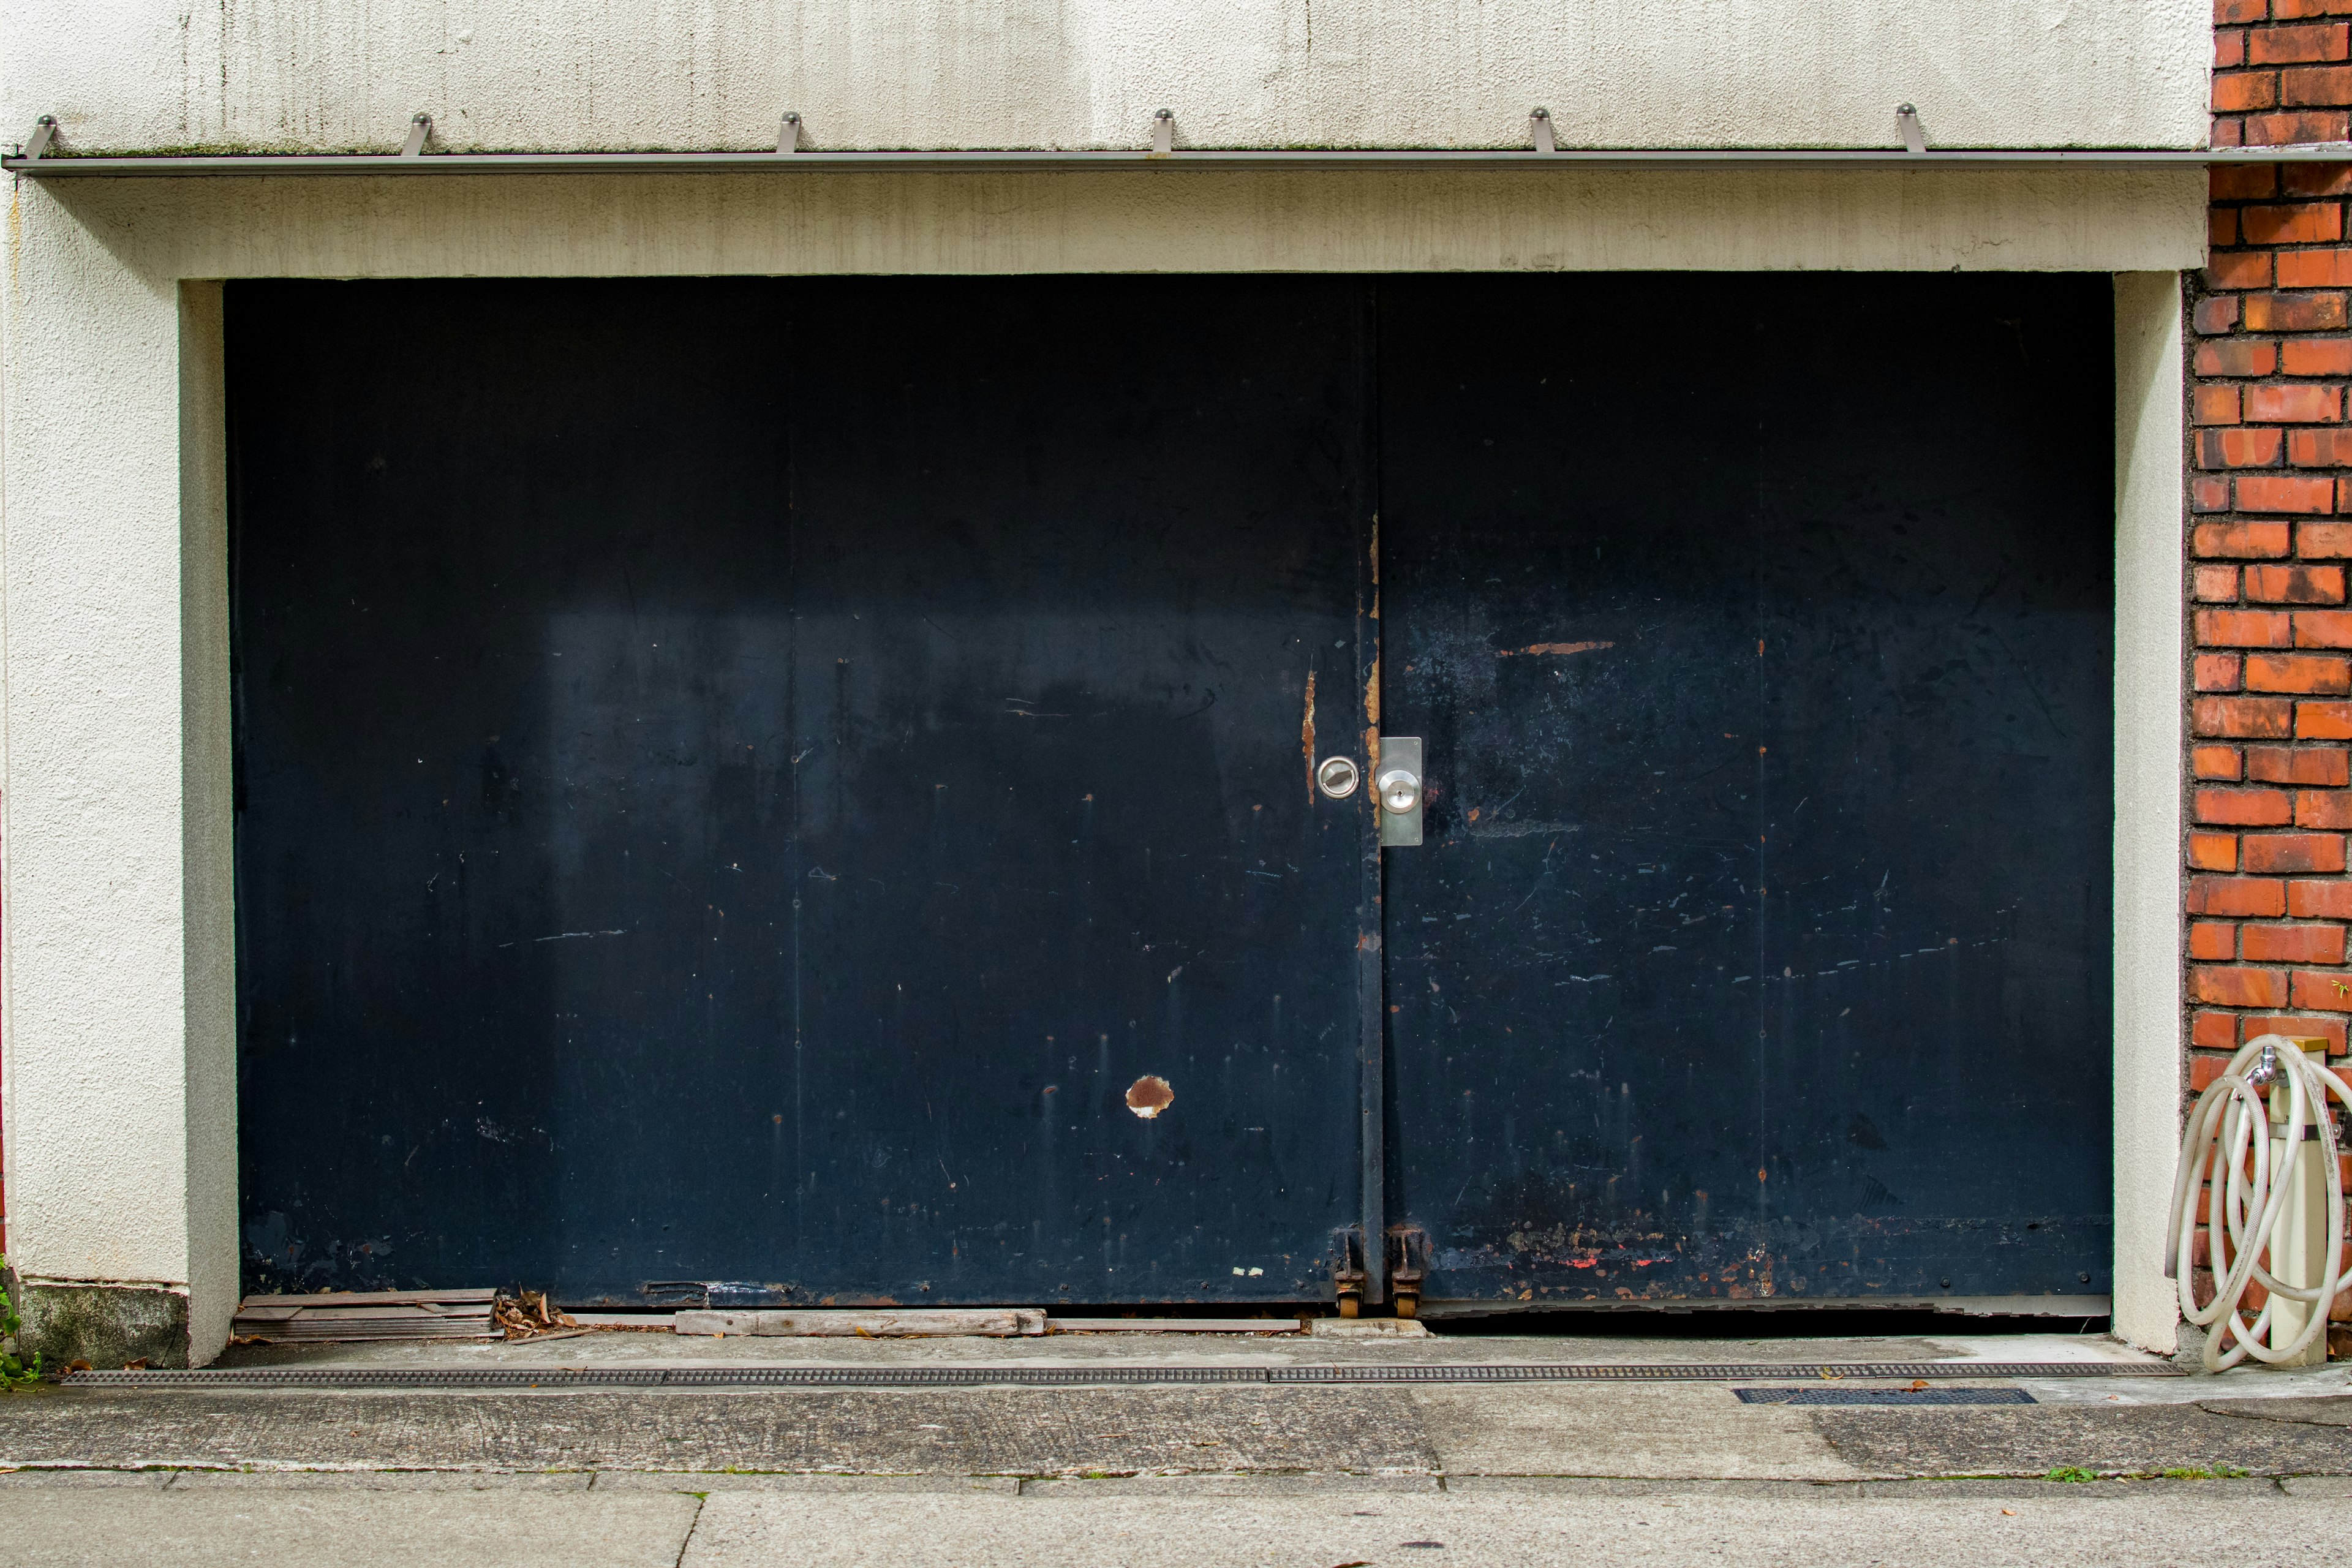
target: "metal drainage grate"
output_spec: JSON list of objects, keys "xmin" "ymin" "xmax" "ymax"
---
[
  {"xmin": 1734, "ymin": 1386, "xmax": 2038, "ymax": 1406},
  {"xmin": 58, "ymin": 1360, "xmax": 2171, "ymax": 1392},
  {"xmin": 1265, "ymin": 1362, "xmax": 2150, "ymax": 1384}
]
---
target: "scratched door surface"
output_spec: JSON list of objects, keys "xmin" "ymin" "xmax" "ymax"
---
[
  {"xmin": 231, "ymin": 277, "xmax": 1376, "ymax": 1305},
  {"xmin": 1376, "ymin": 274, "xmax": 2115, "ymax": 1308}
]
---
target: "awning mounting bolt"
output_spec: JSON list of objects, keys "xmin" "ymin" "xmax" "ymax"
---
[
  {"xmin": 1530, "ymin": 107, "xmax": 1556, "ymax": 154},
  {"xmin": 1152, "ymin": 108, "xmax": 1174, "ymax": 157},
  {"xmin": 778, "ymin": 112, "xmax": 803, "ymax": 154},
  {"xmin": 402, "ymin": 114, "xmax": 432, "ymax": 157},
  {"xmin": 22, "ymin": 115, "xmax": 56, "ymax": 159}
]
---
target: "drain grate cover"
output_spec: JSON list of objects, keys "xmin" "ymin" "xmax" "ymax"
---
[
  {"xmin": 58, "ymin": 1360, "xmax": 2170, "ymax": 1392},
  {"xmin": 1734, "ymin": 1386, "xmax": 2038, "ymax": 1406},
  {"xmin": 1265, "ymin": 1362, "xmax": 2141, "ymax": 1384}
]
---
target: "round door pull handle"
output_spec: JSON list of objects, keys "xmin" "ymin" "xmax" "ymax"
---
[
  {"xmin": 1378, "ymin": 769, "xmax": 1420, "ymax": 815},
  {"xmin": 1316, "ymin": 756, "xmax": 1361, "ymax": 799}
]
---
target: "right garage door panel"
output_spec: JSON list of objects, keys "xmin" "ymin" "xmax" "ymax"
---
[{"xmin": 1379, "ymin": 274, "xmax": 2116, "ymax": 1307}]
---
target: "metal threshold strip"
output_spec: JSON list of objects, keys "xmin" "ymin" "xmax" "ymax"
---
[
  {"xmin": 4, "ymin": 145, "xmax": 2348, "ymax": 178},
  {"xmin": 62, "ymin": 1360, "xmax": 2181, "ymax": 1390}
]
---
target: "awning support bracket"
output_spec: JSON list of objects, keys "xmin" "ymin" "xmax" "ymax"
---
[{"xmin": 1897, "ymin": 103, "xmax": 1927, "ymax": 155}]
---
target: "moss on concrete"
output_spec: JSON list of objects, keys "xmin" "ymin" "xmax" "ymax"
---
[{"xmin": 17, "ymin": 1284, "xmax": 189, "ymax": 1370}]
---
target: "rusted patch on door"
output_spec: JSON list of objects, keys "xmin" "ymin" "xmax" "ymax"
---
[
  {"xmin": 1499, "ymin": 640, "xmax": 1615, "ymax": 657},
  {"xmin": 1126, "ymin": 1076, "xmax": 1175, "ymax": 1119},
  {"xmin": 1302, "ymin": 669, "xmax": 1317, "ymax": 800}
]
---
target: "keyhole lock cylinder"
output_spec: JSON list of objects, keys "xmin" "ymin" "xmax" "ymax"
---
[{"xmin": 1376, "ymin": 737, "xmax": 1423, "ymax": 847}]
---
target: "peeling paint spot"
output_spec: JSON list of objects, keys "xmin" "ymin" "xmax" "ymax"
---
[
  {"xmin": 1499, "ymin": 641, "xmax": 1614, "ymax": 657},
  {"xmin": 1125, "ymin": 1076, "xmax": 1174, "ymax": 1119}
]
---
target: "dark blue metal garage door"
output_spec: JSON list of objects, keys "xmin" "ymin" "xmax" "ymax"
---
[
  {"xmin": 1378, "ymin": 274, "xmax": 2114, "ymax": 1308},
  {"xmin": 231, "ymin": 277, "xmax": 1379, "ymax": 1306},
  {"xmin": 230, "ymin": 273, "xmax": 2110, "ymax": 1311}
]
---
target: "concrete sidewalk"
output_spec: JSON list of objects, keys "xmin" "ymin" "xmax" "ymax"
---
[
  {"xmin": 2, "ymin": 1471, "xmax": 2347, "ymax": 1567},
  {"xmin": 0, "ymin": 1330, "xmax": 2345, "ymax": 1564}
]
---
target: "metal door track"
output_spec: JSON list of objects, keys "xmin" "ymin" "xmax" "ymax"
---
[{"xmin": 61, "ymin": 1360, "xmax": 2179, "ymax": 1390}]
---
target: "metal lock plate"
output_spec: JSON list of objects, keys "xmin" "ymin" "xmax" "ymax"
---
[
  {"xmin": 1378, "ymin": 736, "xmax": 1423, "ymax": 847},
  {"xmin": 1316, "ymin": 755, "xmax": 1360, "ymax": 799}
]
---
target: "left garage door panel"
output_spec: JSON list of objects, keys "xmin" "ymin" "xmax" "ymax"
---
[{"xmin": 230, "ymin": 278, "xmax": 1375, "ymax": 1306}]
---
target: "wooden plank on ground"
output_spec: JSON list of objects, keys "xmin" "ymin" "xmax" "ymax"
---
[
  {"xmin": 1047, "ymin": 1317, "xmax": 1304, "ymax": 1333},
  {"xmin": 676, "ymin": 1308, "xmax": 1048, "ymax": 1337},
  {"xmin": 238, "ymin": 1289, "xmax": 497, "ymax": 1307},
  {"xmin": 233, "ymin": 1287, "xmax": 500, "ymax": 1344}
]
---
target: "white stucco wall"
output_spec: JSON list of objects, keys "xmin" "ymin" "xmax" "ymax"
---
[
  {"xmin": 2, "ymin": 1, "xmax": 2211, "ymax": 154},
  {"xmin": 0, "ymin": 191, "xmax": 230, "ymax": 1313}
]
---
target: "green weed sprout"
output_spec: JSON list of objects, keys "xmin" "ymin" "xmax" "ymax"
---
[{"xmin": 0, "ymin": 1255, "xmax": 44, "ymax": 1388}]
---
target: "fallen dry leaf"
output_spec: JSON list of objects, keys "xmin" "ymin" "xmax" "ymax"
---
[
  {"xmin": 1906, "ymin": 1380, "xmax": 1930, "ymax": 1392},
  {"xmin": 121, "ymin": 1359, "xmax": 149, "ymax": 1371},
  {"xmin": 495, "ymin": 1291, "xmax": 581, "ymax": 1340}
]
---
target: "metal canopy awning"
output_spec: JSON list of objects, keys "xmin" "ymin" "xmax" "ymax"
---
[
  {"xmin": 3, "ymin": 145, "xmax": 2340, "ymax": 177},
  {"xmin": 8, "ymin": 105, "xmax": 2343, "ymax": 177},
  {"xmin": 6, "ymin": 105, "xmax": 2348, "ymax": 178}
]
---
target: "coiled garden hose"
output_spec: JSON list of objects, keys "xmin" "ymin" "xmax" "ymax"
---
[{"xmin": 2167, "ymin": 1035, "xmax": 2350, "ymax": 1370}]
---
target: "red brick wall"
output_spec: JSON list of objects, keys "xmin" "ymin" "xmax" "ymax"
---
[
  {"xmin": 2198, "ymin": 2, "xmax": 2352, "ymax": 1344},
  {"xmin": 2214, "ymin": 3, "xmax": 2352, "ymax": 148}
]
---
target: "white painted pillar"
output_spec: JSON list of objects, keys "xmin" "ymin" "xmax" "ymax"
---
[
  {"xmin": 2111, "ymin": 271, "xmax": 2186, "ymax": 1355},
  {"xmin": 1, "ymin": 180, "xmax": 236, "ymax": 1368}
]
